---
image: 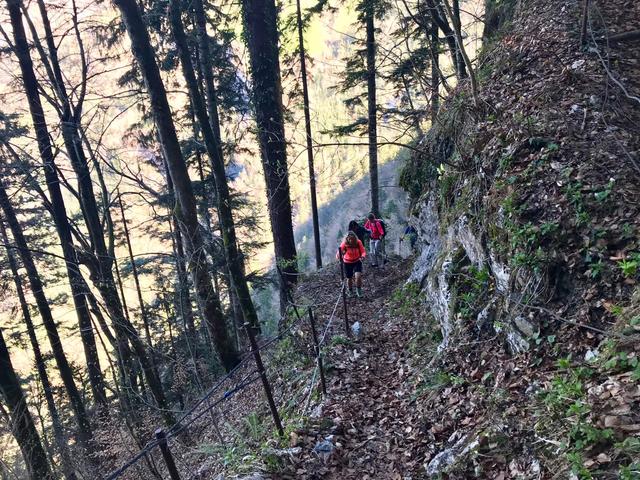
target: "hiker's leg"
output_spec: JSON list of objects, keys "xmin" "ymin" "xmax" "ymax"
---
[
  {"xmin": 345, "ymin": 262, "xmax": 355, "ymax": 292},
  {"xmin": 370, "ymin": 240, "xmax": 379, "ymax": 266},
  {"xmin": 354, "ymin": 261, "xmax": 363, "ymax": 296}
]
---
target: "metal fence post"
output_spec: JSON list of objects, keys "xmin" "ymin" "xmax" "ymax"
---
[
  {"xmin": 244, "ymin": 322, "xmax": 284, "ymax": 436},
  {"xmin": 307, "ymin": 307, "xmax": 327, "ymax": 395},
  {"xmin": 338, "ymin": 249, "xmax": 350, "ymax": 337},
  {"xmin": 155, "ymin": 429, "xmax": 181, "ymax": 480}
]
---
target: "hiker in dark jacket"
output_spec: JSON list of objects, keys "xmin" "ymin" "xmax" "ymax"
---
[
  {"xmin": 348, "ymin": 220, "xmax": 368, "ymax": 244},
  {"xmin": 401, "ymin": 224, "xmax": 418, "ymax": 251}
]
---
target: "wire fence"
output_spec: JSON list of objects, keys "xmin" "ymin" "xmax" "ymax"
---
[{"xmin": 104, "ymin": 273, "xmax": 350, "ymax": 480}]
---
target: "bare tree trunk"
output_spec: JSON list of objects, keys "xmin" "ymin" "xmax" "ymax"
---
[
  {"xmin": 365, "ymin": 2, "xmax": 379, "ymax": 216},
  {"xmin": 113, "ymin": 0, "xmax": 240, "ymax": 371},
  {"xmin": 117, "ymin": 195, "xmax": 155, "ymax": 354},
  {"xmin": 441, "ymin": 0, "xmax": 479, "ymax": 106},
  {"xmin": 5, "ymin": 0, "xmax": 98, "ymax": 441},
  {"xmin": 0, "ymin": 219, "xmax": 77, "ymax": 480},
  {"xmin": 241, "ymin": 0, "xmax": 299, "ymax": 308},
  {"xmin": 9, "ymin": 0, "xmax": 107, "ymax": 409},
  {"xmin": 431, "ymin": 16, "xmax": 440, "ymax": 120},
  {"xmin": 0, "ymin": 177, "xmax": 92, "ymax": 445},
  {"xmin": 424, "ymin": 0, "xmax": 466, "ymax": 79},
  {"xmin": 295, "ymin": 0, "xmax": 322, "ymax": 268},
  {"xmin": 0, "ymin": 328, "xmax": 53, "ymax": 480},
  {"xmin": 29, "ymin": 0, "xmax": 150, "ymax": 408},
  {"xmin": 172, "ymin": 0, "xmax": 262, "ymax": 334}
]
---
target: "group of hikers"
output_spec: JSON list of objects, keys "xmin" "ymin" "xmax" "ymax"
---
[{"xmin": 336, "ymin": 213, "xmax": 417, "ymax": 298}]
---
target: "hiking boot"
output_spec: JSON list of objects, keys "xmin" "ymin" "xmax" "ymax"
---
[
  {"xmin": 346, "ymin": 288, "xmax": 354, "ymax": 298},
  {"xmin": 355, "ymin": 287, "xmax": 362, "ymax": 298}
]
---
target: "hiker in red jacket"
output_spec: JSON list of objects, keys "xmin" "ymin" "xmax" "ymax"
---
[
  {"xmin": 364, "ymin": 213, "xmax": 385, "ymax": 268},
  {"xmin": 336, "ymin": 231, "xmax": 366, "ymax": 297}
]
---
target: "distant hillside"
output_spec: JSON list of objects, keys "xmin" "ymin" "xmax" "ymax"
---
[{"xmin": 295, "ymin": 154, "xmax": 412, "ymax": 269}]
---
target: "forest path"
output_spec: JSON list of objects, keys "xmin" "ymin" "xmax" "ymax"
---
[{"xmin": 280, "ymin": 256, "xmax": 429, "ymax": 479}]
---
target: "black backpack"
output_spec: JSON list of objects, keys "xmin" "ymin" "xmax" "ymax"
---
[{"xmin": 378, "ymin": 219, "xmax": 387, "ymax": 236}]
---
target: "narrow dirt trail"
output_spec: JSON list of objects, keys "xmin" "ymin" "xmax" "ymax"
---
[{"xmin": 281, "ymin": 257, "xmax": 430, "ymax": 479}]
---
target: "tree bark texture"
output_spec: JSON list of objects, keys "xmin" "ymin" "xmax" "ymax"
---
[
  {"xmin": 0, "ymin": 328, "xmax": 53, "ymax": 480},
  {"xmin": 365, "ymin": 3, "xmax": 379, "ymax": 217},
  {"xmin": 114, "ymin": 0, "xmax": 240, "ymax": 372},
  {"xmin": 241, "ymin": 0, "xmax": 299, "ymax": 298},
  {"xmin": 295, "ymin": 0, "xmax": 322, "ymax": 269}
]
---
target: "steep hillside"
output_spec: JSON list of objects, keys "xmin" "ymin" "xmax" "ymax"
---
[
  {"xmin": 295, "ymin": 156, "xmax": 411, "ymax": 268},
  {"xmin": 395, "ymin": 0, "xmax": 640, "ymax": 477}
]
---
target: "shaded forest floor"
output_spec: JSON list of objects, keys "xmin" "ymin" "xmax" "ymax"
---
[{"xmin": 277, "ymin": 256, "xmax": 434, "ymax": 479}]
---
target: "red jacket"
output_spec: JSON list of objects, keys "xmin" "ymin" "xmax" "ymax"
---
[
  {"xmin": 364, "ymin": 219, "xmax": 385, "ymax": 240},
  {"xmin": 336, "ymin": 239, "xmax": 366, "ymax": 263}
]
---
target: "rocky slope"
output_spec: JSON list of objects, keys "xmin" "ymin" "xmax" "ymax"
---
[{"xmin": 397, "ymin": 0, "xmax": 640, "ymax": 477}]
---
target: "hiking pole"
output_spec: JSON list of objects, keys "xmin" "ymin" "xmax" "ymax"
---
[
  {"xmin": 338, "ymin": 249, "xmax": 350, "ymax": 337},
  {"xmin": 307, "ymin": 307, "xmax": 327, "ymax": 395}
]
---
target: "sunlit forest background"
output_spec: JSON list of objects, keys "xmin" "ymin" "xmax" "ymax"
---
[{"xmin": 0, "ymin": 0, "xmax": 484, "ymax": 475}]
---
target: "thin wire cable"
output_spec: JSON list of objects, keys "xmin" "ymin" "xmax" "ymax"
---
[
  {"xmin": 105, "ymin": 281, "xmax": 346, "ymax": 479},
  {"xmin": 105, "ymin": 370, "xmax": 261, "ymax": 479}
]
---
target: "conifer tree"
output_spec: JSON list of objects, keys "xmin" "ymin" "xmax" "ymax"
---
[
  {"xmin": 241, "ymin": 0, "xmax": 299, "ymax": 306},
  {"xmin": 113, "ymin": 0, "xmax": 240, "ymax": 371}
]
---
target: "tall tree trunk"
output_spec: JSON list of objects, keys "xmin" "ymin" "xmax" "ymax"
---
[
  {"xmin": 424, "ymin": 0, "xmax": 466, "ymax": 79},
  {"xmin": 0, "ymin": 178, "xmax": 92, "ymax": 445},
  {"xmin": 6, "ymin": 0, "xmax": 100, "ymax": 442},
  {"xmin": 295, "ymin": 0, "xmax": 322, "ymax": 269},
  {"xmin": 430, "ymin": 16, "xmax": 440, "ymax": 120},
  {"xmin": 31, "ymin": 0, "xmax": 149, "ymax": 405},
  {"xmin": 365, "ymin": 3, "xmax": 379, "ymax": 217},
  {"xmin": 113, "ymin": 0, "xmax": 240, "ymax": 371},
  {"xmin": 170, "ymin": 0, "xmax": 262, "ymax": 334},
  {"xmin": 441, "ymin": 0, "xmax": 479, "ymax": 106},
  {"xmin": 0, "ymin": 220, "xmax": 77, "ymax": 480},
  {"xmin": 241, "ymin": 0, "xmax": 299, "ymax": 306},
  {"xmin": 0, "ymin": 328, "xmax": 53, "ymax": 480},
  {"xmin": 117, "ymin": 195, "xmax": 155, "ymax": 353},
  {"xmin": 7, "ymin": 0, "xmax": 107, "ymax": 409}
]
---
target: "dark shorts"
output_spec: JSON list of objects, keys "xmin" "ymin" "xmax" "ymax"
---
[{"xmin": 344, "ymin": 260, "xmax": 363, "ymax": 278}]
